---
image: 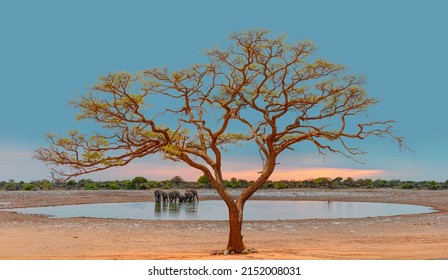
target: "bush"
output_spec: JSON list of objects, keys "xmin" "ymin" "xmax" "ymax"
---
[
  {"xmin": 273, "ymin": 181, "xmax": 289, "ymax": 189},
  {"xmin": 400, "ymin": 182, "xmax": 416, "ymax": 189},
  {"xmin": 23, "ymin": 184, "xmax": 36, "ymax": 191},
  {"xmin": 83, "ymin": 184, "xmax": 98, "ymax": 190},
  {"xmin": 105, "ymin": 182, "xmax": 121, "ymax": 190}
]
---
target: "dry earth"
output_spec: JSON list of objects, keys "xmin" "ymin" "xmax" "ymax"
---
[{"xmin": 0, "ymin": 189, "xmax": 447, "ymax": 259}]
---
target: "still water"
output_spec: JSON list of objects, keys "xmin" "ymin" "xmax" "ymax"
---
[{"xmin": 7, "ymin": 200, "xmax": 435, "ymax": 221}]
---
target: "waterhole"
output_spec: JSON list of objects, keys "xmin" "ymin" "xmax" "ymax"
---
[{"xmin": 5, "ymin": 200, "xmax": 435, "ymax": 221}]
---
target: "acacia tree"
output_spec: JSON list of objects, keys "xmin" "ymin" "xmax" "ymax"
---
[
  {"xmin": 35, "ymin": 30, "xmax": 404, "ymax": 253},
  {"xmin": 170, "ymin": 175, "xmax": 185, "ymax": 188}
]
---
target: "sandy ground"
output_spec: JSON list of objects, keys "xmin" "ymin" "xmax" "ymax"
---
[{"xmin": 0, "ymin": 189, "xmax": 447, "ymax": 260}]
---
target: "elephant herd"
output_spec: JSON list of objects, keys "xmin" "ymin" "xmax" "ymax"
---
[{"xmin": 154, "ymin": 188, "xmax": 199, "ymax": 203}]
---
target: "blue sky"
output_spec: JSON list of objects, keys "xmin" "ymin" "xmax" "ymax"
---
[{"xmin": 0, "ymin": 0, "xmax": 447, "ymax": 182}]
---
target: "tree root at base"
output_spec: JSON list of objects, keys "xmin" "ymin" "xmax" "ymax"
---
[{"xmin": 210, "ymin": 248, "xmax": 258, "ymax": 255}]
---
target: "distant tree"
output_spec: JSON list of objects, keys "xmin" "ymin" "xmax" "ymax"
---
[
  {"xmin": 301, "ymin": 179, "xmax": 314, "ymax": 188},
  {"xmin": 343, "ymin": 177, "xmax": 355, "ymax": 188},
  {"xmin": 238, "ymin": 179, "xmax": 249, "ymax": 188},
  {"xmin": 35, "ymin": 30, "xmax": 404, "ymax": 254},
  {"xmin": 400, "ymin": 181, "xmax": 416, "ymax": 189},
  {"xmin": 372, "ymin": 179, "xmax": 387, "ymax": 188},
  {"xmin": 35, "ymin": 179, "xmax": 53, "ymax": 190},
  {"xmin": 356, "ymin": 178, "xmax": 373, "ymax": 188},
  {"xmin": 3, "ymin": 179, "xmax": 15, "ymax": 191},
  {"xmin": 197, "ymin": 175, "xmax": 211, "ymax": 188},
  {"xmin": 314, "ymin": 177, "xmax": 331, "ymax": 188},
  {"xmin": 170, "ymin": 175, "xmax": 185, "ymax": 188},
  {"xmin": 131, "ymin": 176, "xmax": 148, "ymax": 188},
  {"xmin": 161, "ymin": 180, "xmax": 172, "ymax": 189},
  {"xmin": 332, "ymin": 177, "xmax": 343, "ymax": 188},
  {"xmin": 83, "ymin": 183, "xmax": 98, "ymax": 190},
  {"xmin": 387, "ymin": 179, "xmax": 401, "ymax": 188},
  {"xmin": 125, "ymin": 180, "xmax": 138, "ymax": 190},
  {"xmin": 147, "ymin": 180, "xmax": 163, "ymax": 189},
  {"xmin": 105, "ymin": 182, "xmax": 121, "ymax": 190},
  {"xmin": 23, "ymin": 183, "xmax": 36, "ymax": 191},
  {"xmin": 229, "ymin": 177, "xmax": 240, "ymax": 188},
  {"xmin": 273, "ymin": 181, "xmax": 289, "ymax": 189},
  {"xmin": 66, "ymin": 180, "xmax": 77, "ymax": 189}
]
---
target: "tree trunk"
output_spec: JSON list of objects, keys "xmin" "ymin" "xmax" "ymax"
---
[{"xmin": 226, "ymin": 201, "xmax": 245, "ymax": 252}]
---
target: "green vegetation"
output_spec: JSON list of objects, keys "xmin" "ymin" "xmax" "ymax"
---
[{"xmin": 1, "ymin": 176, "xmax": 447, "ymax": 191}]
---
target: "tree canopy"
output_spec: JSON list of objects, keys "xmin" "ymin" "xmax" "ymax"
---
[{"xmin": 35, "ymin": 29, "xmax": 404, "ymax": 253}]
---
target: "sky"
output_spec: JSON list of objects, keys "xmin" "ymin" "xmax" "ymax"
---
[{"xmin": 0, "ymin": 0, "xmax": 447, "ymax": 182}]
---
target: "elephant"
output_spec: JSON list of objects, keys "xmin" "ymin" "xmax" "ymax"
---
[
  {"xmin": 184, "ymin": 190, "xmax": 195, "ymax": 202},
  {"xmin": 178, "ymin": 194, "xmax": 187, "ymax": 203},
  {"xmin": 153, "ymin": 189, "xmax": 162, "ymax": 203},
  {"xmin": 186, "ymin": 188, "xmax": 199, "ymax": 202},
  {"xmin": 161, "ymin": 191, "xmax": 169, "ymax": 203},
  {"xmin": 168, "ymin": 190, "xmax": 181, "ymax": 203}
]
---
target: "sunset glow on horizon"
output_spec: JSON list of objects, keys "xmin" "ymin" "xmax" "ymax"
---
[
  {"xmin": 100, "ymin": 161, "xmax": 385, "ymax": 182},
  {"xmin": 231, "ymin": 167, "xmax": 385, "ymax": 181}
]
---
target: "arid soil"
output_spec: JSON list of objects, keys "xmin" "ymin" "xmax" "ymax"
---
[{"xmin": 0, "ymin": 189, "xmax": 447, "ymax": 260}]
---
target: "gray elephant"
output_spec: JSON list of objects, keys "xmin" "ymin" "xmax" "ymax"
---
[
  {"xmin": 184, "ymin": 190, "xmax": 195, "ymax": 202},
  {"xmin": 161, "ymin": 191, "xmax": 169, "ymax": 203},
  {"xmin": 168, "ymin": 190, "xmax": 181, "ymax": 203},
  {"xmin": 154, "ymin": 189, "xmax": 162, "ymax": 203},
  {"xmin": 178, "ymin": 194, "xmax": 187, "ymax": 203},
  {"xmin": 186, "ymin": 188, "xmax": 199, "ymax": 202}
]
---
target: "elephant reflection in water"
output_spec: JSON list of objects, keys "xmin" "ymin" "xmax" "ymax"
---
[
  {"xmin": 154, "ymin": 201, "xmax": 166, "ymax": 214},
  {"xmin": 153, "ymin": 199, "xmax": 198, "ymax": 216},
  {"xmin": 154, "ymin": 201, "xmax": 174, "ymax": 212},
  {"xmin": 185, "ymin": 203, "xmax": 198, "ymax": 213},
  {"xmin": 153, "ymin": 200, "xmax": 180, "ymax": 214}
]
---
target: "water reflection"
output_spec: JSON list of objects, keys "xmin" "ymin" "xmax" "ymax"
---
[{"xmin": 154, "ymin": 202, "xmax": 198, "ymax": 218}]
